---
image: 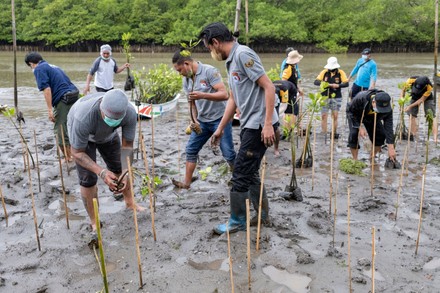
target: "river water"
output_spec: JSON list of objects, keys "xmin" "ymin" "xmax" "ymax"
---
[{"xmin": 0, "ymin": 51, "xmax": 437, "ymax": 119}]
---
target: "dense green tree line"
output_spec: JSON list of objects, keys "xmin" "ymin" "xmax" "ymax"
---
[{"xmin": 0, "ymin": 0, "xmax": 436, "ymax": 52}]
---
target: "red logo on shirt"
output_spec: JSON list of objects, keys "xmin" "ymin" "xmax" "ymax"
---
[{"xmin": 232, "ymin": 72, "xmax": 240, "ymax": 82}]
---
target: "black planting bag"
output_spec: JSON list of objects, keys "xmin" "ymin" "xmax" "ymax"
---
[{"xmin": 60, "ymin": 89, "xmax": 79, "ymax": 105}]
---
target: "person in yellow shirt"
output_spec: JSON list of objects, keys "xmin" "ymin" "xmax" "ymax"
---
[{"xmin": 401, "ymin": 76, "xmax": 437, "ymax": 142}]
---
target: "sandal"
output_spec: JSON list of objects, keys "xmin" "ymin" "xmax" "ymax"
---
[{"xmin": 88, "ymin": 231, "xmax": 98, "ymax": 249}]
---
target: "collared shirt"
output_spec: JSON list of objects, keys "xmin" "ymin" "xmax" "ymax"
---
[
  {"xmin": 225, "ymin": 42, "xmax": 278, "ymax": 129},
  {"xmin": 67, "ymin": 93, "xmax": 136, "ymax": 150},
  {"xmin": 183, "ymin": 62, "xmax": 226, "ymax": 122}
]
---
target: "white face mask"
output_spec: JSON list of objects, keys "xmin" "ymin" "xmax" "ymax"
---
[
  {"xmin": 373, "ymin": 106, "xmax": 378, "ymax": 112},
  {"xmin": 362, "ymin": 54, "xmax": 369, "ymax": 60}
]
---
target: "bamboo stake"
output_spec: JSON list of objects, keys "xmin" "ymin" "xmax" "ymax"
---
[
  {"xmin": 332, "ymin": 171, "xmax": 339, "ymax": 248},
  {"xmin": 226, "ymin": 220, "xmax": 235, "ymax": 293},
  {"xmin": 11, "ymin": 0, "xmax": 18, "ymax": 109},
  {"xmin": 311, "ymin": 119, "xmax": 317, "ymax": 191},
  {"xmin": 405, "ymin": 115, "xmax": 412, "ymax": 176},
  {"xmin": 140, "ymin": 137, "xmax": 157, "ymax": 241},
  {"xmin": 347, "ymin": 185, "xmax": 352, "ymax": 293},
  {"xmin": 151, "ymin": 106, "xmax": 156, "ymax": 189},
  {"xmin": 371, "ymin": 226, "xmax": 376, "ymax": 293},
  {"xmin": 176, "ymin": 105, "xmax": 181, "ymax": 185},
  {"xmin": 370, "ymin": 113, "xmax": 377, "ymax": 197},
  {"xmin": 0, "ymin": 184, "xmax": 8, "ymax": 227},
  {"xmin": 395, "ymin": 145, "xmax": 408, "ymax": 221},
  {"xmin": 256, "ymin": 156, "xmax": 266, "ymax": 251},
  {"xmin": 435, "ymin": 0, "xmax": 439, "ymax": 144},
  {"xmin": 19, "ymin": 122, "xmax": 27, "ymax": 171},
  {"xmin": 55, "ymin": 134, "xmax": 70, "ymax": 229},
  {"xmin": 136, "ymin": 104, "xmax": 141, "ymax": 160},
  {"xmin": 415, "ymin": 165, "xmax": 427, "ymax": 255},
  {"xmin": 25, "ymin": 148, "xmax": 41, "ymax": 251},
  {"xmin": 60, "ymin": 125, "xmax": 70, "ymax": 176},
  {"xmin": 33, "ymin": 130, "xmax": 41, "ymax": 192},
  {"xmin": 329, "ymin": 114, "xmax": 335, "ymax": 214},
  {"xmin": 246, "ymin": 199, "xmax": 251, "ymax": 291},
  {"xmin": 126, "ymin": 157, "xmax": 144, "ymax": 288},
  {"xmin": 93, "ymin": 198, "xmax": 109, "ymax": 293}
]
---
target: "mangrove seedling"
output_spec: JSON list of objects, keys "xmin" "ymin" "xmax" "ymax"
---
[
  {"xmin": 122, "ymin": 32, "xmax": 135, "ymax": 91},
  {"xmin": 296, "ymin": 91, "xmax": 327, "ymax": 168},
  {"xmin": 394, "ymin": 82, "xmax": 411, "ymax": 144},
  {"xmin": 132, "ymin": 64, "xmax": 182, "ymax": 104},
  {"xmin": 198, "ymin": 166, "xmax": 212, "ymax": 181}
]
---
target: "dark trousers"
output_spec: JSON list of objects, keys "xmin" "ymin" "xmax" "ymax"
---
[
  {"xmin": 350, "ymin": 83, "xmax": 367, "ymax": 100},
  {"xmin": 96, "ymin": 86, "xmax": 113, "ymax": 92},
  {"xmin": 231, "ymin": 127, "xmax": 270, "ymax": 192}
]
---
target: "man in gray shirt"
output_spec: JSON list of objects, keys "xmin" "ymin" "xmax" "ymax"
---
[
  {"xmin": 67, "ymin": 89, "xmax": 145, "ymax": 247},
  {"xmin": 199, "ymin": 22, "xmax": 278, "ymax": 235},
  {"xmin": 171, "ymin": 50, "xmax": 236, "ymax": 189}
]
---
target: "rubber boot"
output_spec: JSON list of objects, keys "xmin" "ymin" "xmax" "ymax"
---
[
  {"xmin": 214, "ymin": 191, "xmax": 248, "ymax": 235},
  {"xmin": 248, "ymin": 184, "xmax": 270, "ymax": 226}
]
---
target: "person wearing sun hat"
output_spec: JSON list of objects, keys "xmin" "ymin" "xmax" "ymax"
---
[
  {"xmin": 314, "ymin": 56, "xmax": 349, "ymax": 139},
  {"xmin": 279, "ymin": 47, "xmax": 302, "ymax": 80},
  {"xmin": 348, "ymin": 48, "xmax": 378, "ymax": 100},
  {"xmin": 347, "ymin": 89, "xmax": 397, "ymax": 164},
  {"xmin": 67, "ymin": 89, "xmax": 145, "ymax": 248},
  {"xmin": 83, "ymin": 44, "xmax": 130, "ymax": 95},
  {"xmin": 282, "ymin": 50, "xmax": 304, "ymax": 135},
  {"xmin": 401, "ymin": 75, "xmax": 437, "ymax": 142}
]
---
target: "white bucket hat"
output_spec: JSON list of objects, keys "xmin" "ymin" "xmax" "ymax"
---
[
  {"xmin": 324, "ymin": 57, "xmax": 340, "ymax": 70},
  {"xmin": 286, "ymin": 50, "xmax": 303, "ymax": 64}
]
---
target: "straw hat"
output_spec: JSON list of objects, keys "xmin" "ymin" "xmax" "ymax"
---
[
  {"xmin": 286, "ymin": 50, "xmax": 303, "ymax": 64},
  {"xmin": 324, "ymin": 57, "xmax": 340, "ymax": 70}
]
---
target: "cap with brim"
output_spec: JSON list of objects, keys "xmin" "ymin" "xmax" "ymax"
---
[
  {"xmin": 324, "ymin": 57, "xmax": 340, "ymax": 70},
  {"xmin": 374, "ymin": 92, "xmax": 392, "ymax": 113},
  {"xmin": 286, "ymin": 50, "xmax": 303, "ymax": 64},
  {"xmin": 362, "ymin": 48, "xmax": 371, "ymax": 55},
  {"xmin": 100, "ymin": 89, "xmax": 128, "ymax": 119},
  {"xmin": 411, "ymin": 76, "xmax": 429, "ymax": 95}
]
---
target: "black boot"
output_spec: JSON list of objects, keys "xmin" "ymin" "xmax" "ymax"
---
[
  {"xmin": 248, "ymin": 184, "xmax": 270, "ymax": 226},
  {"xmin": 214, "ymin": 191, "xmax": 248, "ymax": 235}
]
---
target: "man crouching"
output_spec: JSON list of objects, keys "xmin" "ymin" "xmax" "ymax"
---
[{"xmin": 67, "ymin": 89, "xmax": 145, "ymax": 247}]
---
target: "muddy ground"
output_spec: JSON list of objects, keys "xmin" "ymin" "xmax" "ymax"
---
[{"xmin": 1, "ymin": 99, "xmax": 440, "ymax": 293}]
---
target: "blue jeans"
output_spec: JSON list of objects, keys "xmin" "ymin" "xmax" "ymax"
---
[{"xmin": 186, "ymin": 118, "xmax": 236, "ymax": 164}]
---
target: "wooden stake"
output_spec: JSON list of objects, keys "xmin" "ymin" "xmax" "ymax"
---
[
  {"xmin": 415, "ymin": 165, "xmax": 427, "ymax": 255},
  {"xmin": 18, "ymin": 122, "xmax": 27, "ymax": 171},
  {"xmin": 126, "ymin": 157, "xmax": 144, "ymax": 288},
  {"xmin": 371, "ymin": 226, "xmax": 376, "ymax": 293},
  {"xmin": 329, "ymin": 114, "xmax": 335, "ymax": 214},
  {"xmin": 25, "ymin": 148, "xmax": 41, "ymax": 251},
  {"xmin": 226, "ymin": 220, "xmax": 235, "ymax": 293},
  {"xmin": 33, "ymin": 130, "xmax": 41, "ymax": 193},
  {"xmin": 176, "ymin": 106, "xmax": 181, "ymax": 185},
  {"xmin": 136, "ymin": 105, "xmax": 141, "ymax": 160},
  {"xmin": 347, "ymin": 185, "xmax": 352, "ymax": 293},
  {"xmin": 370, "ymin": 113, "xmax": 377, "ymax": 197},
  {"xmin": 0, "ymin": 184, "xmax": 8, "ymax": 227},
  {"xmin": 311, "ymin": 119, "xmax": 317, "ymax": 191},
  {"xmin": 55, "ymin": 134, "xmax": 70, "ymax": 229},
  {"xmin": 140, "ymin": 137, "xmax": 157, "ymax": 241},
  {"xmin": 405, "ymin": 115, "xmax": 412, "ymax": 176},
  {"xmin": 395, "ymin": 146, "xmax": 408, "ymax": 221},
  {"xmin": 256, "ymin": 156, "xmax": 266, "ymax": 251},
  {"xmin": 93, "ymin": 198, "xmax": 109, "ymax": 293},
  {"xmin": 332, "ymin": 171, "xmax": 339, "ymax": 248},
  {"xmin": 246, "ymin": 199, "xmax": 251, "ymax": 291},
  {"xmin": 60, "ymin": 125, "xmax": 70, "ymax": 176}
]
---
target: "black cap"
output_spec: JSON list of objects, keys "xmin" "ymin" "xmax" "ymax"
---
[
  {"xmin": 373, "ymin": 92, "xmax": 392, "ymax": 113},
  {"xmin": 412, "ymin": 76, "xmax": 430, "ymax": 95},
  {"xmin": 362, "ymin": 48, "xmax": 371, "ymax": 55}
]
